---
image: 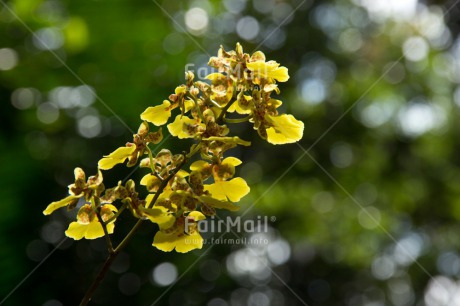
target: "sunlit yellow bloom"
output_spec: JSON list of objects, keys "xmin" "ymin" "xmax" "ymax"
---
[
  {"xmin": 167, "ymin": 115, "xmax": 205, "ymax": 139},
  {"xmin": 98, "ymin": 145, "xmax": 137, "ymax": 170},
  {"xmin": 190, "ymin": 160, "xmax": 210, "ymax": 172},
  {"xmin": 211, "ymin": 157, "xmax": 242, "ymax": 181},
  {"xmin": 140, "ymin": 173, "xmax": 162, "ymax": 192},
  {"xmin": 204, "ymin": 177, "xmax": 250, "ymax": 202},
  {"xmin": 263, "ymin": 83, "xmax": 280, "ymax": 94},
  {"xmin": 265, "ymin": 114, "xmax": 304, "ymax": 145},
  {"xmin": 206, "ymin": 73, "xmax": 227, "ymax": 83},
  {"xmin": 206, "ymin": 73, "xmax": 234, "ymax": 105},
  {"xmin": 247, "ymin": 60, "xmax": 289, "ymax": 82},
  {"xmin": 153, "ymin": 211, "xmax": 205, "ymax": 253},
  {"xmin": 176, "ymin": 170, "xmax": 190, "ymax": 178},
  {"xmin": 140, "ymin": 195, "xmax": 175, "ymax": 228},
  {"xmin": 43, "ymin": 168, "xmax": 104, "ymax": 215},
  {"xmin": 141, "ymin": 100, "xmax": 172, "ymax": 126},
  {"xmin": 65, "ymin": 204, "xmax": 117, "ymax": 240},
  {"xmin": 43, "ymin": 195, "xmax": 80, "ymax": 215},
  {"xmin": 267, "ymin": 99, "xmax": 282, "ymax": 109},
  {"xmin": 227, "ymin": 94, "xmax": 253, "ymax": 115},
  {"xmin": 222, "ymin": 157, "xmax": 242, "ymax": 167}
]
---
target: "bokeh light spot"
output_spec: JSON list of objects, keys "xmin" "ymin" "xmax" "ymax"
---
[
  {"xmin": 267, "ymin": 239, "xmax": 291, "ymax": 265},
  {"xmin": 11, "ymin": 87, "xmax": 39, "ymax": 110},
  {"xmin": 0, "ymin": 48, "xmax": 18, "ymax": 70},
  {"xmin": 185, "ymin": 7, "xmax": 209, "ymax": 33},
  {"xmin": 236, "ymin": 16, "xmax": 259, "ymax": 41},
  {"xmin": 403, "ymin": 36, "xmax": 429, "ymax": 62},
  {"xmin": 77, "ymin": 115, "xmax": 102, "ymax": 138},
  {"xmin": 223, "ymin": 0, "xmax": 246, "ymax": 14},
  {"xmin": 152, "ymin": 262, "xmax": 178, "ymax": 287},
  {"xmin": 301, "ymin": 79, "xmax": 326, "ymax": 105},
  {"xmin": 330, "ymin": 142, "xmax": 353, "ymax": 168},
  {"xmin": 372, "ymin": 256, "xmax": 395, "ymax": 280},
  {"xmin": 37, "ymin": 102, "xmax": 60, "ymax": 124},
  {"xmin": 33, "ymin": 27, "xmax": 64, "ymax": 50}
]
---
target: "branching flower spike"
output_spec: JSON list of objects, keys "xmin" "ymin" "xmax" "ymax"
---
[{"xmin": 43, "ymin": 43, "xmax": 304, "ymax": 305}]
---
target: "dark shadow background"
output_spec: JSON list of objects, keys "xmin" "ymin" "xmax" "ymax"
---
[{"xmin": 1, "ymin": 0, "xmax": 460, "ymax": 305}]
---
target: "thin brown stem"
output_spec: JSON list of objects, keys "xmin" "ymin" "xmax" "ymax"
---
[
  {"xmin": 95, "ymin": 210, "xmax": 114, "ymax": 254},
  {"xmin": 79, "ymin": 251, "xmax": 118, "ymax": 306}
]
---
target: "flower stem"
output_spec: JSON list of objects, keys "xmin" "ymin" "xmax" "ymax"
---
[
  {"xmin": 79, "ymin": 152, "xmax": 190, "ymax": 305},
  {"xmin": 79, "ymin": 250, "xmax": 118, "ymax": 306},
  {"xmin": 224, "ymin": 115, "xmax": 252, "ymax": 124},
  {"xmin": 95, "ymin": 210, "xmax": 114, "ymax": 254}
]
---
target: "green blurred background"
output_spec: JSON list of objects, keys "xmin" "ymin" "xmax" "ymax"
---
[{"xmin": 1, "ymin": 0, "xmax": 460, "ymax": 305}]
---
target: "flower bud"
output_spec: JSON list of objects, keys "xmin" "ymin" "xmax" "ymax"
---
[{"xmin": 185, "ymin": 71, "xmax": 194, "ymax": 87}]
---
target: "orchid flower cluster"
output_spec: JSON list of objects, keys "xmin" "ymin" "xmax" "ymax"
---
[{"xmin": 43, "ymin": 43, "xmax": 304, "ymax": 254}]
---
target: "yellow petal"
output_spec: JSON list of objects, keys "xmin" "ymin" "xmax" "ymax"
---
[
  {"xmin": 206, "ymin": 73, "xmax": 227, "ymax": 82},
  {"xmin": 98, "ymin": 146, "xmax": 136, "ymax": 170},
  {"xmin": 175, "ymin": 85, "xmax": 187, "ymax": 95},
  {"xmin": 74, "ymin": 167, "xmax": 86, "ymax": 181},
  {"xmin": 204, "ymin": 177, "xmax": 250, "ymax": 202},
  {"xmin": 65, "ymin": 220, "xmax": 114, "ymax": 240},
  {"xmin": 84, "ymin": 221, "xmax": 111, "ymax": 239},
  {"xmin": 228, "ymin": 102, "xmax": 252, "ymax": 114},
  {"xmin": 43, "ymin": 195, "xmax": 81, "ymax": 215},
  {"xmin": 199, "ymin": 195, "xmax": 240, "ymax": 211},
  {"xmin": 247, "ymin": 61, "xmax": 289, "ymax": 82},
  {"xmin": 167, "ymin": 115, "xmax": 201, "ymax": 139},
  {"xmin": 188, "ymin": 210, "xmax": 206, "ymax": 221},
  {"xmin": 152, "ymin": 231, "xmax": 176, "ymax": 252},
  {"xmin": 190, "ymin": 160, "xmax": 210, "ymax": 172},
  {"xmin": 140, "ymin": 174, "xmax": 161, "ymax": 192},
  {"xmin": 251, "ymin": 50, "xmax": 266, "ymax": 62},
  {"xmin": 268, "ymin": 66, "xmax": 289, "ymax": 82},
  {"xmin": 266, "ymin": 114, "xmax": 304, "ymax": 145},
  {"xmin": 141, "ymin": 100, "xmax": 172, "ymax": 126},
  {"xmin": 176, "ymin": 231, "xmax": 203, "ymax": 253},
  {"xmin": 222, "ymin": 157, "xmax": 242, "ymax": 167},
  {"xmin": 268, "ymin": 99, "xmax": 282, "ymax": 108},
  {"xmin": 139, "ymin": 206, "xmax": 175, "ymax": 228},
  {"xmin": 101, "ymin": 204, "xmax": 118, "ymax": 222},
  {"xmin": 176, "ymin": 170, "xmax": 189, "ymax": 178},
  {"xmin": 184, "ymin": 99, "xmax": 194, "ymax": 112},
  {"xmin": 145, "ymin": 191, "xmax": 173, "ymax": 208},
  {"xmin": 65, "ymin": 222, "xmax": 87, "ymax": 240}
]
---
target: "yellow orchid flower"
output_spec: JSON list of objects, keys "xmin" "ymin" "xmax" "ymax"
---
[
  {"xmin": 204, "ymin": 177, "xmax": 250, "ymax": 202},
  {"xmin": 140, "ymin": 173, "xmax": 162, "ymax": 192},
  {"xmin": 167, "ymin": 115, "xmax": 205, "ymax": 139},
  {"xmin": 65, "ymin": 204, "xmax": 117, "ymax": 240},
  {"xmin": 265, "ymin": 114, "xmax": 304, "ymax": 145},
  {"xmin": 98, "ymin": 145, "xmax": 137, "ymax": 170},
  {"xmin": 43, "ymin": 168, "xmax": 104, "ymax": 215},
  {"xmin": 43, "ymin": 195, "xmax": 81, "ymax": 215},
  {"xmin": 139, "ymin": 194, "xmax": 175, "ymax": 228},
  {"xmin": 152, "ymin": 211, "xmax": 205, "ymax": 253},
  {"xmin": 227, "ymin": 93, "xmax": 253, "ymax": 115},
  {"xmin": 247, "ymin": 60, "xmax": 289, "ymax": 83},
  {"xmin": 206, "ymin": 73, "xmax": 234, "ymax": 105},
  {"xmin": 140, "ymin": 100, "xmax": 172, "ymax": 126}
]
